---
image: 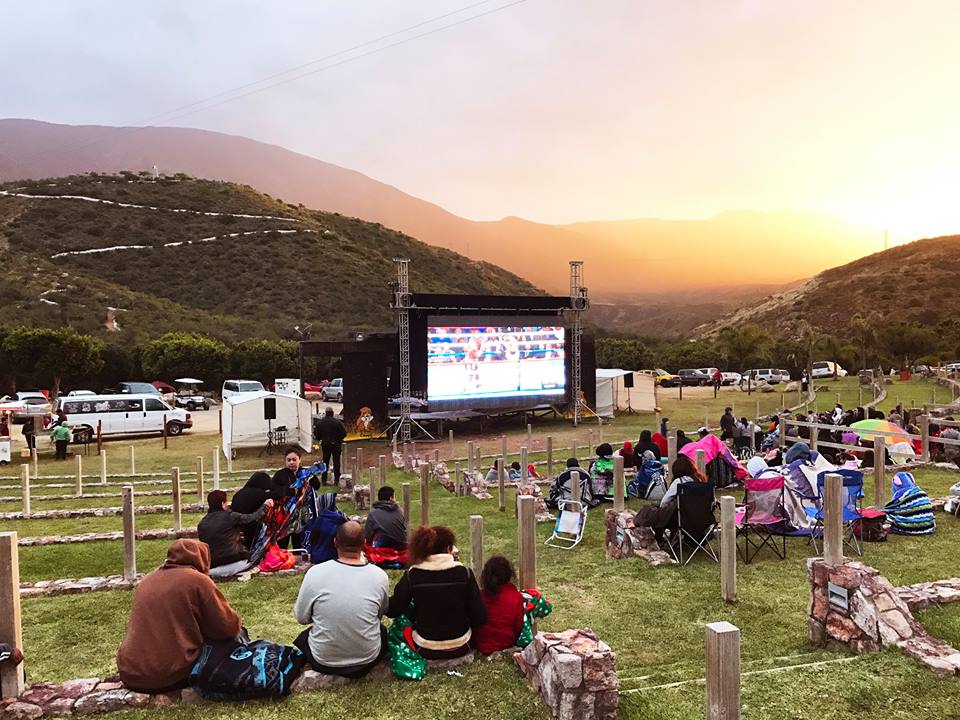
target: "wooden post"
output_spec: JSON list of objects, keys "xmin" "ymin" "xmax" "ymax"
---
[
  {"xmin": 613, "ymin": 454, "xmax": 625, "ymax": 512},
  {"xmin": 129, "ymin": 445, "xmax": 136, "ymax": 475},
  {"xmin": 571, "ymin": 469, "xmax": 582, "ymax": 504},
  {"xmin": 212, "ymin": 448, "xmax": 221, "ymax": 490},
  {"xmin": 809, "ymin": 423, "xmax": 818, "ymax": 452},
  {"xmin": 100, "ymin": 449, "xmax": 108, "ymax": 484},
  {"xmin": 419, "ymin": 464, "xmax": 430, "ymax": 526},
  {"xmin": 667, "ymin": 432, "xmax": 677, "ymax": 480},
  {"xmin": 823, "ymin": 473, "xmax": 843, "ymax": 566},
  {"xmin": 449, "ymin": 429, "xmax": 455, "ymax": 456},
  {"xmin": 720, "ymin": 496, "xmax": 736, "ymax": 603},
  {"xmin": 96, "ymin": 420, "xmax": 103, "ymax": 455},
  {"xmin": 20, "ymin": 465, "xmax": 30, "ymax": 517},
  {"xmin": 778, "ymin": 419, "xmax": 787, "ymax": 448},
  {"xmin": 500, "ymin": 435, "xmax": 507, "ymax": 464},
  {"xmin": 920, "ymin": 414, "xmax": 930, "ymax": 462},
  {"xmin": 171, "ymin": 467, "xmax": 182, "ymax": 532},
  {"xmin": 655, "ymin": 410, "xmax": 662, "ymax": 433},
  {"xmin": 401, "ymin": 482, "xmax": 411, "ymax": 523},
  {"xmin": 31, "ymin": 447, "xmax": 38, "ymax": 480},
  {"xmin": 467, "ymin": 441, "xmax": 475, "ymax": 474},
  {"xmin": 0, "ymin": 532, "xmax": 25, "ymax": 698},
  {"xmin": 379, "ymin": 454, "xmax": 387, "ymax": 491},
  {"xmin": 162, "ymin": 413, "xmax": 168, "ymax": 449},
  {"xmin": 588, "ymin": 430, "xmax": 594, "ymax": 452},
  {"xmin": 433, "ymin": 449, "xmax": 440, "ymax": 465},
  {"xmin": 474, "ymin": 446, "xmax": 481, "ymax": 472},
  {"xmin": 470, "ymin": 515, "xmax": 484, "ymax": 581},
  {"xmin": 520, "ymin": 446, "xmax": 528, "ymax": 482},
  {"xmin": 695, "ymin": 448, "xmax": 707, "ymax": 478},
  {"xmin": 196, "ymin": 455, "xmax": 205, "ymax": 502},
  {"xmin": 572, "ymin": 439, "xmax": 578, "ymax": 462},
  {"xmin": 122, "ymin": 485, "xmax": 136, "ymax": 582},
  {"xmin": 454, "ymin": 463, "xmax": 461, "ymax": 496},
  {"xmin": 546, "ymin": 436, "xmax": 554, "ymax": 478},
  {"xmin": 74, "ymin": 453, "xmax": 82, "ymax": 496},
  {"xmin": 498, "ymin": 458, "xmax": 506, "ymax": 512},
  {"xmin": 705, "ymin": 621, "xmax": 741, "ymax": 720},
  {"xmin": 518, "ymin": 496, "xmax": 537, "ymax": 590},
  {"xmin": 356, "ymin": 448, "xmax": 364, "ymax": 479},
  {"xmin": 873, "ymin": 436, "xmax": 886, "ymax": 507},
  {"xmin": 527, "ymin": 422, "xmax": 532, "ymax": 440}
]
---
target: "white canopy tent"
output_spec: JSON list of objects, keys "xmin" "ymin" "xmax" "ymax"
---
[
  {"xmin": 595, "ymin": 369, "xmax": 656, "ymax": 418},
  {"xmin": 221, "ymin": 391, "xmax": 312, "ymax": 459}
]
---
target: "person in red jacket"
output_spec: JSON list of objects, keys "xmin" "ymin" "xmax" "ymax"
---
[{"xmin": 472, "ymin": 555, "xmax": 524, "ymax": 655}]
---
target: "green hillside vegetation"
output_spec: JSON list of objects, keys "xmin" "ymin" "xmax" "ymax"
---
[{"xmin": 0, "ymin": 173, "xmax": 541, "ymax": 343}]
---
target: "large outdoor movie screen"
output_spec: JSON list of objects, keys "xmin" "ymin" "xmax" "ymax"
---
[{"xmin": 427, "ymin": 323, "xmax": 566, "ymax": 409}]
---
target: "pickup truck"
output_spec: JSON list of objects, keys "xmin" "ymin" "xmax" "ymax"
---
[{"xmin": 677, "ymin": 369, "xmax": 711, "ymax": 387}]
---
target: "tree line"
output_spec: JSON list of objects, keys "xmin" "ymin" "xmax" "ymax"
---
[
  {"xmin": 596, "ymin": 316, "xmax": 959, "ymax": 375},
  {"xmin": 0, "ymin": 327, "xmax": 338, "ymax": 399}
]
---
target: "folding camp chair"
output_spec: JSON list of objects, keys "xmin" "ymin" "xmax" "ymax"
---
[
  {"xmin": 805, "ymin": 469, "xmax": 865, "ymax": 557},
  {"xmin": 737, "ymin": 475, "xmax": 792, "ymax": 563},
  {"xmin": 666, "ymin": 482, "xmax": 718, "ymax": 565},
  {"xmin": 544, "ymin": 499, "xmax": 587, "ymax": 549}
]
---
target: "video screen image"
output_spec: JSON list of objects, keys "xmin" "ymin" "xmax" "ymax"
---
[{"xmin": 427, "ymin": 325, "xmax": 566, "ymax": 403}]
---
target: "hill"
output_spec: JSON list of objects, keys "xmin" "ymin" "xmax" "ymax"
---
[
  {"xmin": 699, "ymin": 235, "xmax": 960, "ymax": 337},
  {"xmin": 0, "ymin": 173, "xmax": 540, "ymax": 343},
  {"xmin": 0, "ymin": 119, "xmax": 884, "ymax": 296}
]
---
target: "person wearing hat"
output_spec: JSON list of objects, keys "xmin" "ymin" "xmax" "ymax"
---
[
  {"xmin": 50, "ymin": 420, "xmax": 72, "ymax": 460},
  {"xmin": 697, "ymin": 427, "xmax": 709, "ymax": 439},
  {"xmin": 618, "ymin": 441, "xmax": 636, "ymax": 469},
  {"xmin": 590, "ymin": 443, "xmax": 615, "ymax": 500}
]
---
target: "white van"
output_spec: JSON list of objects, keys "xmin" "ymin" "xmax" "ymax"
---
[
  {"xmin": 740, "ymin": 369, "xmax": 781, "ymax": 386},
  {"xmin": 56, "ymin": 394, "xmax": 192, "ymax": 442},
  {"xmin": 222, "ymin": 379, "xmax": 266, "ymax": 400},
  {"xmin": 811, "ymin": 361, "xmax": 847, "ymax": 379}
]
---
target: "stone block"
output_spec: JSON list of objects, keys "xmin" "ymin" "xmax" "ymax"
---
[
  {"xmin": 73, "ymin": 689, "xmax": 149, "ymax": 715},
  {"xmin": 593, "ymin": 689, "xmax": 619, "ymax": 720},
  {"xmin": 558, "ymin": 691, "xmax": 595, "ymax": 720},
  {"xmin": 583, "ymin": 652, "xmax": 617, "ymax": 690},
  {"xmin": 879, "ymin": 609, "xmax": 915, "ymax": 641},
  {"xmin": 1, "ymin": 703, "xmax": 43, "ymax": 720},
  {"xmin": 810, "ymin": 588, "xmax": 829, "ymax": 622},
  {"xmin": 808, "ymin": 618, "xmax": 826, "ymax": 646},
  {"xmin": 849, "ymin": 594, "xmax": 879, "ymax": 641},
  {"xmin": 825, "ymin": 614, "xmax": 859, "ymax": 644},
  {"xmin": 178, "ymin": 688, "xmax": 201, "ymax": 704},
  {"xmin": 146, "ymin": 692, "xmax": 181, "ymax": 707},
  {"xmin": 553, "ymin": 653, "xmax": 583, "ymax": 690},
  {"xmin": 20, "ymin": 685, "xmax": 62, "ymax": 706},
  {"xmin": 290, "ymin": 670, "xmax": 351, "ymax": 693}
]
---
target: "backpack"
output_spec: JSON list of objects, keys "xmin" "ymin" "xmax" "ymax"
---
[
  {"xmin": 629, "ymin": 458, "xmax": 666, "ymax": 501},
  {"xmin": 303, "ymin": 506, "xmax": 347, "ymax": 564},
  {"xmin": 190, "ymin": 634, "xmax": 305, "ymax": 700}
]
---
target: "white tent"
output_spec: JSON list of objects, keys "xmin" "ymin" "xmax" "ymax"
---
[
  {"xmin": 595, "ymin": 369, "xmax": 656, "ymax": 418},
  {"xmin": 221, "ymin": 391, "xmax": 312, "ymax": 459}
]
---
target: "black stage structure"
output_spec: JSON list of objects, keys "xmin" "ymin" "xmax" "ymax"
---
[{"xmin": 299, "ymin": 293, "xmax": 596, "ymax": 440}]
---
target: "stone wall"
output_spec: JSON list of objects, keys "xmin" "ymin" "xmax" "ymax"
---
[
  {"xmin": 514, "ymin": 629, "xmax": 618, "ymax": 720},
  {"xmin": 19, "ymin": 528, "xmax": 198, "ymax": 547},
  {"xmin": 0, "ymin": 503, "xmax": 205, "ymax": 521},
  {"xmin": 603, "ymin": 509, "xmax": 675, "ymax": 566},
  {"xmin": 808, "ymin": 558, "xmax": 960, "ymax": 675}
]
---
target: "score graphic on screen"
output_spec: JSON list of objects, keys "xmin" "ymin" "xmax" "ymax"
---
[{"xmin": 427, "ymin": 325, "xmax": 566, "ymax": 404}]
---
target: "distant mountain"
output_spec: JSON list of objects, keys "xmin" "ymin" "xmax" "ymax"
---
[
  {"xmin": 0, "ymin": 119, "xmax": 885, "ymax": 296},
  {"xmin": 699, "ymin": 235, "xmax": 960, "ymax": 337},
  {"xmin": 0, "ymin": 173, "xmax": 539, "ymax": 342}
]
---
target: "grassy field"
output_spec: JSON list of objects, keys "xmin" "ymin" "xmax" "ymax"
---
[{"xmin": 6, "ymin": 376, "xmax": 960, "ymax": 718}]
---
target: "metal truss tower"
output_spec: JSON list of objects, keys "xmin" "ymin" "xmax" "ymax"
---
[
  {"xmin": 569, "ymin": 261, "xmax": 589, "ymax": 426},
  {"xmin": 393, "ymin": 258, "xmax": 412, "ymax": 443}
]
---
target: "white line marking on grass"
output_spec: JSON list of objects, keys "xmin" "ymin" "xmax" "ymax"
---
[{"xmin": 618, "ymin": 656, "xmax": 859, "ymax": 694}]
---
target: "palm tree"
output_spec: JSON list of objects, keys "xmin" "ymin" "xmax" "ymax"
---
[{"xmin": 717, "ymin": 324, "xmax": 770, "ymax": 372}]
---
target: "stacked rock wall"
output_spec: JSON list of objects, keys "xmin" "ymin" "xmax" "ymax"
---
[
  {"xmin": 604, "ymin": 509, "xmax": 675, "ymax": 566},
  {"xmin": 808, "ymin": 559, "xmax": 960, "ymax": 675},
  {"xmin": 514, "ymin": 629, "xmax": 618, "ymax": 720}
]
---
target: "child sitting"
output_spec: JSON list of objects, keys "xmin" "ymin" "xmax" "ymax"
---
[{"xmin": 472, "ymin": 556, "xmax": 524, "ymax": 655}]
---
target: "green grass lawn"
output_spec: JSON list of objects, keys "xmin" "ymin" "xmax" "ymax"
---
[{"xmin": 12, "ymin": 440, "xmax": 960, "ymax": 719}]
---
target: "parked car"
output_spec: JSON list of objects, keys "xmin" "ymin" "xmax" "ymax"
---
[
  {"xmin": 222, "ymin": 379, "xmax": 266, "ymax": 400},
  {"xmin": 11, "ymin": 391, "xmax": 51, "ymax": 424},
  {"xmin": 945, "ymin": 362, "xmax": 960, "ymax": 373},
  {"xmin": 740, "ymin": 369, "xmax": 782, "ymax": 386},
  {"xmin": 678, "ymin": 369, "xmax": 711, "ymax": 386},
  {"xmin": 721, "ymin": 371, "xmax": 742, "ymax": 386},
  {"xmin": 777, "ymin": 369, "xmax": 792, "ymax": 383},
  {"xmin": 116, "ymin": 382, "xmax": 162, "ymax": 396},
  {"xmin": 639, "ymin": 369, "xmax": 678, "ymax": 387},
  {"xmin": 811, "ymin": 361, "xmax": 847, "ymax": 379},
  {"xmin": 321, "ymin": 378, "xmax": 344, "ymax": 402},
  {"xmin": 66, "ymin": 390, "xmax": 96, "ymax": 397},
  {"xmin": 56, "ymin": 393, "xmax": 192, "ymax": 442}
]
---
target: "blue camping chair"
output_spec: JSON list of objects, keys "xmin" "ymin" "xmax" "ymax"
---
[{"xmin": 805, "ymin": 469, "xmax": 865, "ymax": 557}]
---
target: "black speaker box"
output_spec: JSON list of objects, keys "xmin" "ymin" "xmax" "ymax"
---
[{"xmin": 263, "ymin": 397, "xmax": 277, "ymax": 420}]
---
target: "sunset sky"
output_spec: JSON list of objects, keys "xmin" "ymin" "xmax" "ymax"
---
[{"xmin": 4, "ymin": 1, "xmax": 960, "ymax": 241}]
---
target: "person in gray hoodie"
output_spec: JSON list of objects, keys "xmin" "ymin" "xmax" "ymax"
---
[{"xmin": 364, "ymin": 486, "xmax": 408, "ymax": 549}]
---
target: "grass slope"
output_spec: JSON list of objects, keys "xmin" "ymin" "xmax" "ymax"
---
[{"xmin": 0, "ymin": 173, "xmax": 542, "ymax": 342}]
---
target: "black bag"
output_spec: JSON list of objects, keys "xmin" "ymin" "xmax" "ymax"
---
[{"xmin": 190, "ymin": 633, "xmax": 305, "ymax": 700}]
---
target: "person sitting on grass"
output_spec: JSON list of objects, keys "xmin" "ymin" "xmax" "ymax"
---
[
  {"xmin": 472, "ymin": 556, "xmax": 525, "ymax": 656},
  {"xmin": 619, "ymin": 441, "xmax": 636, "ymax": 469},
  {"xmin": 633, "ymin": 430, "xmax": 662, "ymax": 464},
  {"xmin": 198, "ymin": 490, "xmax": 274, "ymax": 578},
  {"xmin": 546, "ymin": 458, "xmax": 599, "ymax": 509},
  {"xmin": 231, "ymin": 471, "xmax": 284, "ymax": 549},
  {"xmin": 117, "ymin": 539, "xmax": 242, "ymax": 693},
  {"xmin": 589, "ymin": 443, "xmax": 615, "ymax": 499},
  {"xmin": 634, "ymin": 455, "xmax": 708, "ymax": 543},
  {"xmin": 386, "ymin": 525, "xmax": 487, "ymax": 659},
  {"xmin": 365, "ymin": 486, "xmax": 408, "ymax": 550},
  {"xmin": 293, "ymin": 521, "xmax": 389, "ymax": 678}
]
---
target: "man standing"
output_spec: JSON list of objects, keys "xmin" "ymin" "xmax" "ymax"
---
[
  {"xmin": 719, "ymin": 407, "xmax": 736, "ymax": 441},
  {"xmin": 364, "ymin": 486, "xmax": 408, "ymax": 550},
  {"xmin": 315, "ymin": 407, "xmax": 346, "ymax": 485},
  {"xmin": 293, "ymin": 521, "xmax": 389, "ymax": 678},
  {"xmin": 50, "ymin": 421, "xmax": 71, "ymax": 460},
  {"xmin": 197, "ymin": 490, "xmax": 273, "ymax": 577}
]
